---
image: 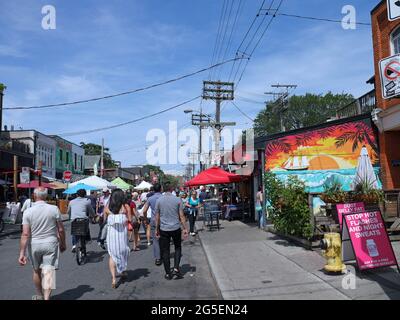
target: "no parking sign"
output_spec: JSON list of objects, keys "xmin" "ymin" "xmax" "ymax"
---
[{"xmin": 379, "ymin": 54, "xmax": 400, "ymax": 99}]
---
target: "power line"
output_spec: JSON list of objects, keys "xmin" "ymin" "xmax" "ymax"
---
[
  {"xmin": 220, "ymin": 0, "xmax": 244, "ymax": 77},
  {"xmin": 56, "ymin": 96, "xmax": 200, "ymax": 137},
  {"xmin": 234, "ymin": 0, "xmax": 283, "ymax": 88},
  {"xmin": 5, "ymin": 58, "xmax": 242, "ymax": 110},
  {"xmin": 214, "ymin": 0, "xmax": 236, "ymax": 80},
  {"xmin": 231, "ymin": 101, "xmax": 255, "ymax": 122},
  {"xmin": 236, "ymin": 95, "xmax": 265, "ymax": 105},
  {"xmin": 208, "ymin": 0, "xmax": 228, "ymax": 80},
  {"xmin": 266, "ymin": 12, "xmax": 371, "ymax": 26}
]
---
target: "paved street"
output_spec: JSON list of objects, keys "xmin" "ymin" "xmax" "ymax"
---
[{"xmin": 0, "ymin": 222, "xmax": 220, "ymax": 300}]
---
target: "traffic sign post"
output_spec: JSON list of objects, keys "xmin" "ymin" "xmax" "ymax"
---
[
  {"xmin": 63, "ymin": 170, "xmax": 72, "ymax": 182},
  {"xmin": 379, "ymin": 54, "xmax": 400, "ymax": 99},
  {"xmin": 387, "ymin": 0, "xmax": 400, "ymax": 21}
]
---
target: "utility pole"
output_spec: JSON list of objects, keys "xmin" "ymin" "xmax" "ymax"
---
[
  {"xmin": 191, "ymin": 112, "xmax": 211, "ymax": 172},
  {"xmin": 100, "ymin": 138, "xmax": 104, "ymax": 178},
  {"xmin": 202, "ymin": 81, "xmax": 235, "ymax": 166},
  {"xmin": 265, "ymin": 84, "xmax": 297, "ymax": 132},
  {"xmin": 13, "ymin": 155, "xmax": 18, "ymax": 201},
  {"xmin": 0, "ymin": 83, "xmax": 6, "ymax": 135}
]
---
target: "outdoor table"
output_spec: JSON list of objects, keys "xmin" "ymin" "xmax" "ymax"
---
[{"xmin": 225, "ymin": 204, "xmax": 239, "ymax": 220}]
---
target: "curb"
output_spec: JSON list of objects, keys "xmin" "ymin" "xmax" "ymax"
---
[{"xmin": 195, "ymin": 222, "xmax": 224, "ymax": 301}]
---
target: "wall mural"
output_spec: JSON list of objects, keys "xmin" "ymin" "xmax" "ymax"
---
[{"xmin": 265, "ymin": 118, "xmax": 382, "ymax": 193}]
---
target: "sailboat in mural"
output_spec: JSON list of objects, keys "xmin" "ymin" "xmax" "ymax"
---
[{"xmin": 283, "ymin": 155, "xmax": 310, "ymax": 171}]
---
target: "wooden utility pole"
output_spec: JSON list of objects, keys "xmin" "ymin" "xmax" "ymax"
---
[
  {"xmin": 0, "ymin": 83, "xmax": 5, "ymax": 134},
  {"xmin": 38, "ymin": 160, "xmax": 43, "ymax": 186},
  {"xmin": 100, "ymin": 138, "xmax": 104, "ymax": 178},
  {"xmin": 265, "ymin": 84, "xmax": 297, "ymax": 132},
  {"xmin": 13, "ymin": 155, "xmax": 18, "ymax": 201},
  {"xmin": 202, "ymin": 81, "xmax": 236, "ymax": 166}
]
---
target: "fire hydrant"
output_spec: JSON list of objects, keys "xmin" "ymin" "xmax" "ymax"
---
[{"xmin": 320, "ymin": 233, "xmax": 346, "ymax": 274}]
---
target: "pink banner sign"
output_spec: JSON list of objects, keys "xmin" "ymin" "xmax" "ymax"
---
[
  {"xmin": 336, "ymin": 202, "xmax": 365, "ymax": 229},
  {"xmin": 344, "ymin": 211, "xmax": 398, "ymax": 271}
]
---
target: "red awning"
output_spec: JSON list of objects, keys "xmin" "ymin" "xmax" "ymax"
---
[
  {"xmin": 185, "ymin": 167, "xmax": 243, "ymax": 187},
  {"xmin": 17, "ymin": 181, "xmax": 54, "ymax": 189}
]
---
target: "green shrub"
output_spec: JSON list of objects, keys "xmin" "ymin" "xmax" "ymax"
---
[{"xmin": 265, "ymin": 171, "xmax": 313, "ymax": 239}]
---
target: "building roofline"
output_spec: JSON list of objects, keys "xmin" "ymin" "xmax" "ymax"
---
[
  {"xmin": 254, "ymin": 113, "xmax": 372, "ymax": 148},
  {"xmin": 371, "ymin": 0, "xmax": 385, "ymax": 16},
  {"xmin": 48, "ymin": 135, "xmax": 83, "ymax": 149}
]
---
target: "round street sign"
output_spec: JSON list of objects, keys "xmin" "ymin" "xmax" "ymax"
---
[
  {"xmin": 384, "ymin": 60, "xmax": 400, "ymax": 80},
  {"xmin": 63, "ymin": 170, "xmax": 72, "ymax": 182}
]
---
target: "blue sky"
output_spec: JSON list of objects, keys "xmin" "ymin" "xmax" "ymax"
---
[{"xmin": 1, "ymin": 0, "xmax": 379, "ymax": 174}]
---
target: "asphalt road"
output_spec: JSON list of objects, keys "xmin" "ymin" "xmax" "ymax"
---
[{"xmin": 0, "ymin": 222, "xmax": 221, "ymax": 300}]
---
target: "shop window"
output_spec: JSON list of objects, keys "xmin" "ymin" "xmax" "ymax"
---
[{"xmin": 391, "ymin": 26, "xmax": 400, "ymax": 55}]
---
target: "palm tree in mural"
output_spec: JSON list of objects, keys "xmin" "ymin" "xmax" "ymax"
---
[
  {"xmin": 266, "ymin": 139, "xmax": 292, "ymax": 156},
  {"xmin": 317, "ymin": 126, "xmax": 336, "ymax": 141},
  {"xmin": 334, "ymin": 122, "xmax": 378, "ymax": 158},
  {"xmin": 294, "ymin": 132, "xmax": 315, "ymax": 146}
]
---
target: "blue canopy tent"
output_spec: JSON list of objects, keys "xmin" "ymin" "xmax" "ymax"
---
[{"xmin": 63, "ymin": 183, "xmax": 100, "ymax": 195}]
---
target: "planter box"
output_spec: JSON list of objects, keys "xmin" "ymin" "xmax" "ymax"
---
[{"xmin": 265, "ymin": 226, "xmax": 320, "ymax": 250}]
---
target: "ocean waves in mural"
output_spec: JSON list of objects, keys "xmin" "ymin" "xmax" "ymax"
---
[{"xmin": 273, "ymin": 168, "xmax": 382, "ymax": 193}]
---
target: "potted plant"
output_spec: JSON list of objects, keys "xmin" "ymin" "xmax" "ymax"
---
[
  {"xmin": 320, "ymin": 179, "xmax": 348, "ymax": 224},
  {"xmin": 351, "ymin": 179, "xmax": 384, "ymax": 211}
]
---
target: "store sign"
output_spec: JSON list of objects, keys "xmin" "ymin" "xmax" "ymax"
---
[
  {"xmin": 387, "ymin": 0, "xmax": 400, "ymax": 21},
  {"xmin": 342, "ymin": 211, "xmax": 399, "ymax": 271},
  {"xmin": 336, "ymin": 202, "xmax": 365, "ymax": 230},
  {"xmin": 20, "ymin": 167, "xmax": 30, "ymax": 184},
  {"xmin": 379, "ymin": 54, "xmax": 400, "ymax": 99}
]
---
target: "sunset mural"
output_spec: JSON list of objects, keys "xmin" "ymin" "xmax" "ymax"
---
[{"xmin": 265, "ymin": 118, "xmax": 381, "ymax": 193}]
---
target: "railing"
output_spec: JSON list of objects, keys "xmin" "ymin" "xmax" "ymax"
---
[{"xmin": 336, "ymin": 90, "xmax": 376, "ymax": 119}]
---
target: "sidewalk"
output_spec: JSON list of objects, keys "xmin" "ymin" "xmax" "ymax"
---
[
  {"xmin": 0, "ymin": 214, "xmax": 69, "ymax": 238},
  {"xmin": 197, "ymin": 220, "xmax": 400, "ymax": 300}
]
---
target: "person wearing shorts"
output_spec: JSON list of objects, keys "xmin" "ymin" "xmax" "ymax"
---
[{"xmin": 19, "ymin": 187, "xmax": 66, "ymax": 300}]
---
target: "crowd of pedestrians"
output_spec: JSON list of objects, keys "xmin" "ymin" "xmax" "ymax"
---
[{"xmin": 18, "ymin": 182, "xmax": 208, "ymax": 300}]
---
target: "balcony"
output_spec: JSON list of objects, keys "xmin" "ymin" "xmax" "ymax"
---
[{"xmin": 336, "ymin": 90, "xmax": 376, "ymax": 119}]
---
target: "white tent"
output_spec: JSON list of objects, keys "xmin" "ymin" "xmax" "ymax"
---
[
  {"xmin": 353, "ymin": 146, "xmax": 378, "ymax": 189},
  {"xmin": 135, "ymin": 181, "xmax": 152, "ymax": 190},
  {"xmin": 69, "ymin": 176, "xmax": 116, "ymax": 190}
]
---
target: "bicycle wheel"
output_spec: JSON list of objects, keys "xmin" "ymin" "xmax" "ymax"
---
[
  {"xmin": 0, "ymin": 219, "xmax": 4, "ymax": 233},
  {"xmin": 76, "ymin": 237, "xmax": 84, "ymax": 265}
]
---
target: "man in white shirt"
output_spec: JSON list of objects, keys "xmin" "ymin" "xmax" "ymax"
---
[{"xmin": 18, "ymin": 187, "xmax": 66, "ymax": 300}]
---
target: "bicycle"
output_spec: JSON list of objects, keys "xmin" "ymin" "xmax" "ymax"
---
[{"xmin": 71, "ymin": 218, "xmax": 90, "ymax": 265}]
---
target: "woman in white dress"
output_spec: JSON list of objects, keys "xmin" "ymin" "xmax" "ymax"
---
[{"xmin": 104, "ymin": 189, "xmax": 132, "ymax": 288}]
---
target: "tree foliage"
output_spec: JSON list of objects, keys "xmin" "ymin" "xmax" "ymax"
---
[{"xmin": 254, "ymin": 92, "xmax": 354, "ymax": 137}]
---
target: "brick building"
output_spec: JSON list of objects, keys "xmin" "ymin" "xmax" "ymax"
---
[{"xmin": 371, "ymin": 0, "xmax": 400, "ymax": 189}]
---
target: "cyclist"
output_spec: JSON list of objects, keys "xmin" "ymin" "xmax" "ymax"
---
[{"xmin": 67, "ymin": 189, "xmax": 95, "ymax": 253}]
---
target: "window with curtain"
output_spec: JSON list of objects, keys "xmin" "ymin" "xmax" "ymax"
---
[{"xmin": 391, "ymin": 27, "xmax": 400, "ymax": 54}]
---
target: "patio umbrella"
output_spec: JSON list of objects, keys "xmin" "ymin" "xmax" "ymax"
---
[
  {"xmin": 63, "ymin": 183, "xmax": 100, "ymax": 195},
  {"xmin": 111, "ymin": 177, "xmax": 133, "ymax": 190},
  {"xmin": 185, "ymin": 167, "xmax": 243, "ymax": 187},
  {"xmin": 353, "ymin": 146, "xmax": 378, "ymax": 189},
  {"xmin": 17, "ymin": 181, "xmax": 54, "ymax": 189}
]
